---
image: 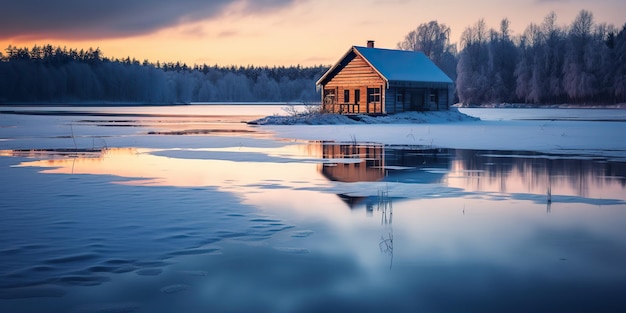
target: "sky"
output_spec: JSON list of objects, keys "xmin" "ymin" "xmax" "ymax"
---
[{"xmin": 0, "ymin": 0, "xmax": 624, "ymax": 66}]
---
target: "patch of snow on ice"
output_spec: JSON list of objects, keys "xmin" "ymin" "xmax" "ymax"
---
[
  {"xmin": 249, "ymin": 108, "xmax": 478, "ymax": 125},
  {"xmin": 249, "ymin": 113, "xmax": 359, "ymax": 125}
]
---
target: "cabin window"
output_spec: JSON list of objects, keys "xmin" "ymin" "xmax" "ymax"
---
[
  {"xmin": 396, "ymin": 92, "xmax": 404, "ymax": 103},
  {"xmin": 430, "ymin": 90, "xmax": 438, "ymax": 103},
  {"xmin": 367, "ymin": 88, "xmax": 381, "ymax": 103},
  {"xmin": 354, "ymin": 89, "xmax": 360, "ymax": 103},
  {"xmin": 323, "ymin": 89, "xmax": 336, "ymax": 104},
  {"xmin": 344, "ymin": 90, "xmax": 350, "ymax": 103}
]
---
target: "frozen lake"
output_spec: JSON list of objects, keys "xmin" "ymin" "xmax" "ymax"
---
[{"xmin": 1, "ymin": 105, "xmax": 625, "ymax": 313}]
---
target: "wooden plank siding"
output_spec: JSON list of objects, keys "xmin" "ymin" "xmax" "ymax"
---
[
  {"xmin": 322, "ymin": 53, "xmax": 386, "ymax": 114},
  {"xmin": 384, "ymin": 88, "xmax": 396, "ymax": 114},
  {"xmin": 438, "ymin": 88, "xmax": 449, "ymax": 110}
]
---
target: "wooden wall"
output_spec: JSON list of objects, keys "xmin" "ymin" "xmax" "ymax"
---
[
  {"xmin": 386, "ymin": 86, "xmax": 452, "ymax": 112},
  {"xmin": 385, "ymin": 88, "xmax": 398, "ymax": 114},
  {"xmin": 322, "ymin": 53, "xmax": 385, "ymax": 114}
]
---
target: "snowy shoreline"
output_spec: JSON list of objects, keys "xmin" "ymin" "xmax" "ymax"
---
[
  {"xmin": 3, "ymin": 101, "xmax": 625, "ymax": 109},
  {"xmin": 249, "ymin": 107, "xmax": 479, "ymax": 125},
  {"xmin": 456, "ymin": 102, "xmax": 626, "ymax": 109}
]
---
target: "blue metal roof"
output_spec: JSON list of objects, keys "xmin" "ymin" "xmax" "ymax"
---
[
  {"xmin": 353, "ymin": 46, "xmax": 453, "ymax": 84},
  {"xmin": 317, "ymin": 46, "xmax": 453, "ymax": 87}
]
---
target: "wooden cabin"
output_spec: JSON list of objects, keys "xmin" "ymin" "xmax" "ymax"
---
[{"xmin": 316, "ymin": 41, "xmax": 453, "ymax": 114}]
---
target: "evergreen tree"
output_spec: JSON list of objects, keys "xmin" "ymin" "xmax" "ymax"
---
[{"xmin": 0, "ymin": 45, "xmax": 326, "ymax": 104}]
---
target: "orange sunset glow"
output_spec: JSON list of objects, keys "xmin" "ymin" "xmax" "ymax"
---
[
  {"xmin": 9, "ymin": 145, "xmax": 625, "ymax": 202},
  {"xmin": 1, "ymin": 0, "xmax": 623, "ymax": 66},
  {"xmin": 10, "ymin": 145, "xmax": 327, "ymax": 188}
]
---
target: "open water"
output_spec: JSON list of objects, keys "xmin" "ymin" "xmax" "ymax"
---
[{"xmin": 0, "ymin": 105, "xmax": 625, "ymax": 313}]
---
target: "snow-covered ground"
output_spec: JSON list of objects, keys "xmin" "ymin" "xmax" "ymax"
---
[
  {"xmin": 254, "ymin": 107, "xmax": 626, "ymax": 160},
  {"xmin": 249, "ymin": 107, "xmax": 478, "ymax": 125},
  {"xmin": 456, "ymin": 102, "xmax": 626, "ymax": 109}
]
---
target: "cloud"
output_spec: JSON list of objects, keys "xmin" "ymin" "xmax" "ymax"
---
[
  {"xmin": 217, "ymin": 30, "xmax": 242, "ymax": 38},
  {"xmin": 0, "ymin": 0, "xmax": 300, "ymax": 40},
  {"xmin": 302, "ymin": 56, "xmax": 334, "ymax": 65}
]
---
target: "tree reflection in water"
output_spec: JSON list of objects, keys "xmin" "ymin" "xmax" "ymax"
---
[
  {"xmin": 317, "ymin": 142, "xmax": 626, "ymax": 272},
  {"xmin": 377, "ymin": 186, "xmax": 394, "ymax": 269},
  {"xmin": 317, "ymin": 142, "xmax": 626, "ymax": 203}
]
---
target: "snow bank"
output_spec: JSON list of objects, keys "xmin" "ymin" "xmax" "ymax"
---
[
  {"xmin": 249, "ymin": 107, "xmax": 478, "ymax": 125},
  {"xmin": 455, "ymin": 102, "xmax": 626, "ymax": 109},
  {"xmin": 354, "ymin": 108, "xmax": 479, "ymax": 123},
  {"xmin": 262, "ymin": 117, "xmax": 626, "ymax": 159},
  {"xmin": 249, "ymin": 113, "xmax": 360, "ymax": 125}
]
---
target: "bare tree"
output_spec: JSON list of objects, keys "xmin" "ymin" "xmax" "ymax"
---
[{"xmin": 397, "ymin": 20, "xmax": 458, "ymax": 80}]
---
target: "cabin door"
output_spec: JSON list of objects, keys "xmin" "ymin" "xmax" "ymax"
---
[
  {"xmin": 409, "ymin": 90, "xmax": 424, "ymax": 111},
  {"xmin": 367, "ymin": 87, "xmax": 381, "ymax": 114}
]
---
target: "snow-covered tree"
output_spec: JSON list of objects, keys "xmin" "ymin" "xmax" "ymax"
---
[
  {"xmin": 614, "ymin": 24, "xmax": 626, "ymax": 102},
  {"xmin": 563, "ymin": 10, "xmax": 597, "ymax": 102},
  {"xmin": 397, "ymin": 20, "xmax": 458, "ymax": 80},
  {"xmin": 457, "ymin": 19, "xmax": 490, "ymax": 104}
]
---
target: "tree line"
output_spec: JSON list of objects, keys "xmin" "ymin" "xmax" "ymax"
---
[
  {"xmin": 398, "ymin": 10, "xmax": 626, "ymax": 105},
  {"xmin": 1, "ymin": 9, "xmax": 624, "ymax": 105},
  {"xmin": 0, "ymin": 45, "xmax": 327, "ymax": 103}
]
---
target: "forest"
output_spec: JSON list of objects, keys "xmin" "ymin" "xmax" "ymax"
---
[
  {"xmin": 0, "ymin": 47, "xmax": 326, "ymax": 104},
  {"xmin": 1, "ymin": 9, "xmax": 624, "ymax": 105},
  {"xmin": 399, "ymin": 10, "xmax": 626, "ymax": 105}
]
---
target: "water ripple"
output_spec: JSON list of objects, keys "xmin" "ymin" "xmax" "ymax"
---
[
  {"xmin": 72, "ymin": 302, "xmax": 140, "ymax": 313},
  {"xmin": 159, "ymin": 284, "xmax": 190, "ymax": 294},
  {"xmin": 44, "ymin": 253, "xmax": 100, "ymax": 265},
  {"xmin": 0, "ymin": 285, "xmax": 66, "ymax": 299}
]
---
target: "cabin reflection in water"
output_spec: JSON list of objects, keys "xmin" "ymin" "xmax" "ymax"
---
[
  {"xmin": 317, "ymin": 143, "xmax": 448, "ymax": 183},
  {"xmin": 319, "ymin": 144, "xmax": 384, "ymax": 182},
  {"xmin": 317, "ymin": 143, "xmax": 450, "ymax": 208},
  {"xmin": 314, "ymin": 142, "xmax": 626, "ymax": 208}
]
